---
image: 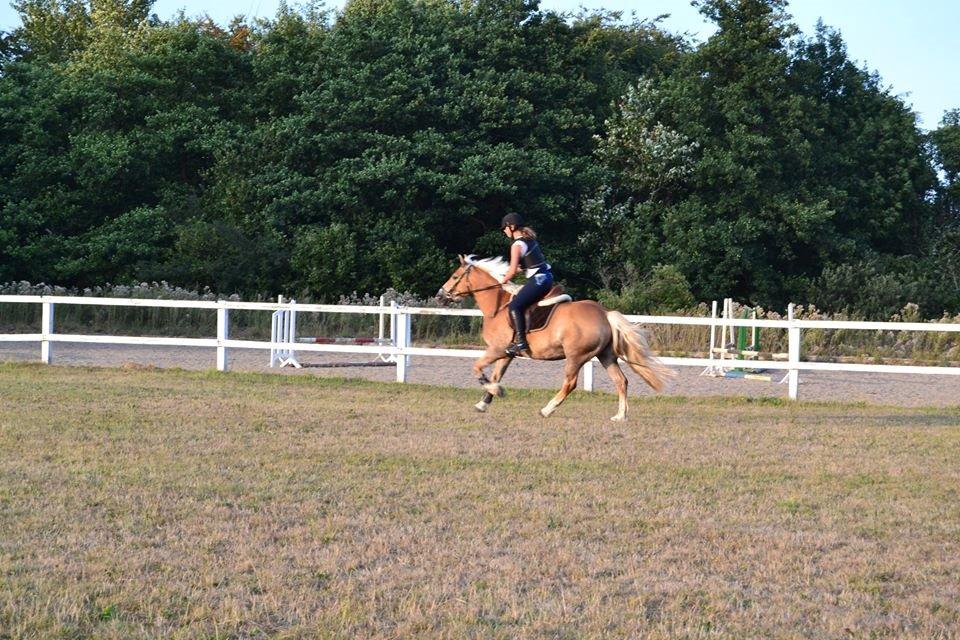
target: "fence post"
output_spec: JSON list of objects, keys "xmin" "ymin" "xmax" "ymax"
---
[
  {"xmin": 395, "ymin": 306, "xmax": 410, "ymax": 383},
  {"xmin": 41, "ymin": 301, "xmax": 54, "ymax": 364},
  {"xmin": 217, "ymin": 304, "xmax": 230, "ymax": 372},
  {"xmin": 787, "ymin": 303, "xmax": 799, "ymax": 400},
  {"xmin": 583, "ymin": 359, "xmax": 594, "ymax": 392}
]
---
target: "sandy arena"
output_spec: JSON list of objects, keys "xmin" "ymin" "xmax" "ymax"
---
[{"xmin": 2, "ymin": 342, "xmax": 958, "ymax": 408}]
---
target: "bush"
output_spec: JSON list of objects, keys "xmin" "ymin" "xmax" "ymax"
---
[
  {"xmin": 813, "ymin": 260, "xmax": 915, "ymax": 320},
  {"xmin": 597, "ymin": 264, "xmax": 695, "ymax": 314},
  {"xmin": 812, "ymin": 247, "xmax": 960, "ymax": 320}
]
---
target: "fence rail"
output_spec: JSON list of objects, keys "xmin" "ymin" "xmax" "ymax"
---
[{"xmin": 2, "ymin": 295, "xmax": 959, "ymax": 401}]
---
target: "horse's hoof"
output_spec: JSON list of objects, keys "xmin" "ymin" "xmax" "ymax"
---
[
  {"xmin": 540, "ymin": 408, "xmax": 552, "ymax": 418},
  {"xmin": 610, "ymin": 414, "xmax": 626, "ymax": 422},
  {"xmin": 474, "ymin": 401, "xmax": 488, "ymax": 412},
  {"xmin": 483, "ymin": 382, "xmax": 504, "ymax": 397}
]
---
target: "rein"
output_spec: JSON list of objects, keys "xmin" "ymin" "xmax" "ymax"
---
[{"xmin": 449, "ymin": 264, "xmax": 507, "ymax": 317}]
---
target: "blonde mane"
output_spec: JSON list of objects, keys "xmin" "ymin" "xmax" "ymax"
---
[{"xmin": 464, "ymin": 255, "xmax": 509, "ymax": 283}]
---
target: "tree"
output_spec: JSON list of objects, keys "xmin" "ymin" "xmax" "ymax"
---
[
  {"xmin": 8, "ymin": 0, "xmax": 154, "ymax": 63},
  {"xmin": 931, "ymin": 109, "xmax": 960, "ymax": 224},
  {"xmin": 217, "ymin": 0, "xmax": 680, "ymax": 297},
  {"xmin": 589, "ymin": 0, "xmax": 938, "ymax": 311},
  {"xmin": 0, "ymin": 14, "xmax": 256, "ymax": 287}
]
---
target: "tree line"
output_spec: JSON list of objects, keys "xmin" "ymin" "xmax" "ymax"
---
[{"xmin": 1, "ymin": 0, "xmax": 957, "ymax": 318}]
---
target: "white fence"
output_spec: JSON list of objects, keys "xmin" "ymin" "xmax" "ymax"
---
[{"xmin": 1, "ymin": 294, "xmax": 959, "ymax": 400}]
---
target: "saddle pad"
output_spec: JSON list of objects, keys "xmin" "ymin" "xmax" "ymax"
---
[
  {"xmin": 526, "ymin": 303, "xmax": 563, "ymax": 333},
  {"xmin": 506, "ymin": 284, "xmax": 569, "ymax": 333}
]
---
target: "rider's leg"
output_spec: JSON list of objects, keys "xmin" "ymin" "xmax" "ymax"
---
[
  {"xmin": 506, "ymin": 273, "xmax": 553, "ymax": 356},
  {"xmin": 506, "ymin": 307, "xmax": 527, "ymax": 356}
]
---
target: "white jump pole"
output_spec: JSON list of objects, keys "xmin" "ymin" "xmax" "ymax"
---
[
  {"xmin": 269, "ymin": 295, "xmax": 301, "ymax": 368},
  {"xmin": 378, "ymin": 294, "xmax": 394, "ymax": 363},
  {"xmin": 394, "ymin": 302, "xmax": 409, "ymax": 383},
  {"xmin": 287, "ymin": 298, "xmax": 296, "ymax": 359},
  {"xmin": 378, "ymin": 295, "xmax": 386, "ymax": 344},
  {"xmin": 389, "ymin": 300, "xmax": 397, "ymax": 363},
  {"xmin": 270, "ymin": 307, "xmax": 279, "ymax": 367},
  {"xmin": 269, "ymin": 295, "xmax": 283, "ymax": 367},
  {"xmin": 701, "ymin": 300, "xmax": 719, "ymax": 376},
  {"xmin": 719, "ymin": 298, "xmax": 732, "ymax": 373},
  {"xmin": 284, "ymin": 298, "xmax": 301, "ymax": 368},
  {"xmin": 709, "ymin": 299, "xmax": 717, "ymax": 356}
]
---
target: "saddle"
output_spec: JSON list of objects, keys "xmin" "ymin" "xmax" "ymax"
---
[{"xmin": 507, "ymin": 284, "xmax": 572, "ymax": 334}]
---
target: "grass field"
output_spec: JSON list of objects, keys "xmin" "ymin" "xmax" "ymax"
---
[{"xmin": 1, "ymin": 362, "xmax": 959, "ymax": 639}]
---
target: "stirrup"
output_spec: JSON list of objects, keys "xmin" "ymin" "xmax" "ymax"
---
[{"xmin": 505, "ymin": 341, "xmax": 529, "ymax": 357}]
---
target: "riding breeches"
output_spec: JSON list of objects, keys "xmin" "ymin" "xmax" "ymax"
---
[{"xmin": 508, "ymin": 272, "xmax": 554, "ymax": 313}]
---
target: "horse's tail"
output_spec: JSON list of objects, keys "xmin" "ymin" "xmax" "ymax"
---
[{"xmin": 606, "ymin": 310, "xmax": 675, "ymax": 392}]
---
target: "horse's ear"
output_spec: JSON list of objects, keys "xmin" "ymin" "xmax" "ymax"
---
[{"xmin": 458, "ymin": 254, "xmax": 466, "ymax": 265}]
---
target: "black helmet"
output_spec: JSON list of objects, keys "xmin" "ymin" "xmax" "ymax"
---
[{"xmin": 501, "ymin": 213, "xmax": 524, "ymax": 228}]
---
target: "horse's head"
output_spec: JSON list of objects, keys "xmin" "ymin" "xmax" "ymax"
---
[{"xmin": 435, "ymin": 255, "xmax": 473, "ymax": 306}]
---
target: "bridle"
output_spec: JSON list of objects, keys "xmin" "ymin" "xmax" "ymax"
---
[
  {"xmin": 445, "ymin": 264, "xmax": 503, "ymax": 297},
  {"xmin": 439, "ymin": 263, "xmax": 506, "ymax": 317}
]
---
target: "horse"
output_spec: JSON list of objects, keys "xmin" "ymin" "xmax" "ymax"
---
[{"xmin": 436, "ymin": 255, "xmax": 674, "ymax": 421}]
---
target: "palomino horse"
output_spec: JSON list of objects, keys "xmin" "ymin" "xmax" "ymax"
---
[{"xmin": 436, "ymin": 255, "xmax": 673, "ymax": 421}]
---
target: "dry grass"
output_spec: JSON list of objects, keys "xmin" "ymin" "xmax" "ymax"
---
[{"xmin": 1, "ymin": 362, "xmax": 959, "ymax": 639}]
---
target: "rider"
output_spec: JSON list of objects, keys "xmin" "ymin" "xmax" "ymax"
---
[{"xmin": 500, "ymin": 213, "xmax": 554, "ymax": 357}]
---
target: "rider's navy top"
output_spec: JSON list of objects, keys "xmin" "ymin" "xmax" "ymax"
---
[{"xmin": 513, "ymin": 239, "xmax": 551, "ymax": 278}]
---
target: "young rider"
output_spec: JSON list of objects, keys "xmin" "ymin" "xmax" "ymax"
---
[{"xmin": 499, "ymin": 213, "xmax": 554, "ymax": 357}]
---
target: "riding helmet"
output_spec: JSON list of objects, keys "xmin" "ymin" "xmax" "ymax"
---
[{"xmin": 501, "ymin": 213, "xmax": 524, "ymax": 229}]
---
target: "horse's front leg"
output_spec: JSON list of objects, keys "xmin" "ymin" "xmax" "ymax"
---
[
  {"xmin": 472, "ymin": 348, "xmax": 510, "ymax": 412},
  {"xmin": 476, "ymin": 355, "xmax": 514, "ymax": 411}
]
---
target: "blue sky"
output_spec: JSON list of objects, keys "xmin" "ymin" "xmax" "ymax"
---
[{"xmin": 2, "ymin": 0, "xmax": 957, "ymax": 129}]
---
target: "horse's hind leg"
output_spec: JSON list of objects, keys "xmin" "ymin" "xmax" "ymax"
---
[
  {"xmin": 599, "ymin": 346, "xmax": 628, "ymax": 421},
  {"xmin": 475, "ymin": 356, "xmax": 513, "ymax": 412},
  {"xmin": 540, "ymin": 356, "xmax": 588, "ymax": 418}
]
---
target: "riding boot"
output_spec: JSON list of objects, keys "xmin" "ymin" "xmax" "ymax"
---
[{"xmin": 506, "ymin": 308, "xmax": 529, "ymax": 357}]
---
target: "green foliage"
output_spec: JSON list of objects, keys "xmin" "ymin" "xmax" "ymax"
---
[
  {"xmin": 9, "ymin": 0, "xmax": 94, "ymax": 62},
  {"xmin": 931, "ymin": 109, "xmax": 960, "ymax": 224},
  {"xmin": 0, "ymin": 0, "xmax": 956, "ymax": 317},
  {"xmin": 595, "ymin": 79, "xmax": 698, "ymax": 201},
  {"xmin": 813, "ymin": 258, "xmax": 926, "ymax": 320},
  {"xmin": 185, "ymin": 0, "xmax": 677, "ymax": 297},
  {"xmin": 585, "ymin": 0, "xmax": 941, "ymax": 313},
  {"xmin": 290, "ymin": 223, "xmax": 358, "ymax": 301},
  {"xmin": 168, "ymin": 220, "xmax": 284, "ymax": 293},
  {"xmin": 597, "ymin": 264, "xmax": 695, "ymax": 314}
]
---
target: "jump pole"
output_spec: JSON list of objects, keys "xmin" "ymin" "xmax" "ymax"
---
[
  {"xmin": 701, "ymin": 300, "xmax": 720, "ymax": 377},
  {"xmin": 269, "ymin": 295, "xmax": 301, "ymax": 368},
  {"xmin": 270, "ymin": 294, "xmax": 399, "ymax": 368}
]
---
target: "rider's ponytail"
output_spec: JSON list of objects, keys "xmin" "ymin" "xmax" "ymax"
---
[{"xmin": 501, "ymin": 213, "xmax": 537, "ymax": 240}]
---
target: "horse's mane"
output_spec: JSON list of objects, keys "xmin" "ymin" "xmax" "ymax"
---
[{"xmin": 464, "ymin": 255, "xmax": 509, "ymax": 283}]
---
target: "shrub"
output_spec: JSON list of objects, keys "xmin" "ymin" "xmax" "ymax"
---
[{"xmin": 597, "ymin": 264, "xmax": 695, "ymax": 314}]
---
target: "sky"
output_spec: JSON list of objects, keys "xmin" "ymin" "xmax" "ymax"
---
[{"xmin": 2, "ymin": 0, "xmax": 957, "ymax": 130}]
